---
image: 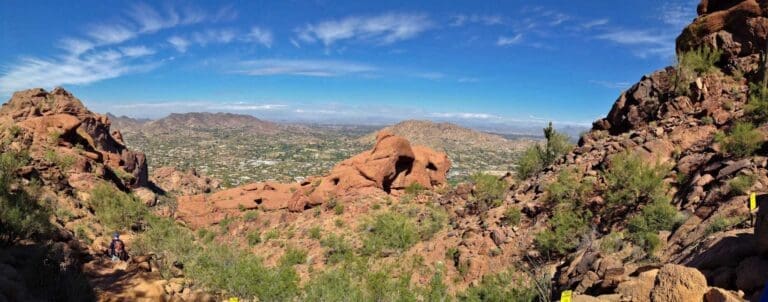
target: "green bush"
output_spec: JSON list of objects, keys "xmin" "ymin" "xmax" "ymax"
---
[
  {"xmin": 600, "ymin": 232, "xmax": 625, "ymax": 254},
  {"xmin": 425, "ymin": 268, "xmax": 450, "ymax": 302},
  {"xmin": 417, "ymin": 205, "xmax": 448, "ymax": 240},
  {"xmin": 603, "ymin": 151, "xmax": 670, "ymax": 210},
  {"xmin": 243, "ymin": 210, "xmax": 258, "ymax": 222},
  {"xmin": 458, "ymin": 270, "xmax": 539, "ymax": 302},
  {"xmin": 706, "ymin": 215, "xmax": 747, "ymax": 235},
  {"xmin": 404, "ymin": 182, "xmax": 426, "ymax": 195},
  {"xmin": 308, "ymin": 226, "xmax": 322, "ymax": 240},
  {"xmin": 362, "ymin": 212, "xmax": 418, "ymax": 256},
  {"xmin": 470, "ymin": 173, "xmax": 506, "ymax": 208},
  {"xmin": 280, "ymin": 246, "xmax": 308, "ymax": 266},
  {"xmin": 747, "ymin": 83, "xmax": 768, "ymax": 125},
  {"xmin": 515, "ymin": 146, "xmax": 543, "ymax": 180},
  {"xmin": 627, "ymin": 201, "xmax": 679, "ymax": 255},
  {"xmin": 515, "ymin": 123, "xmax": 573, "ymax": 180},
  {"xmin": 677, "ymin": 46, "xmax": 722, "ymax": 75},
  {"xmin": 321, "ymin": 234, "xmax": 354, "ymax": 264},
  {"xmin": 334, "ymin": 202, "xmax": 345, "ymax": 215},
  {"xmin": 728, "ymin": 174, "xmax": 756, "ymax": 196},
  {"xmin": 43, "ymin": 149, "xmax": 76, "ymax": 171},
  {"xmin": 715, "ymin": 122, "xmax": 764, "ymax": 158},
  {"xmin": 501, "ymin": 207, "xmax": 522, "ymax": 226},
  {"xmin": 0, "ymin": 150, "xmax": 52, "ymax": 245},
  {"xmin": 89, "ymin": 183, "xmax": 147, "ymax": 231},
  {"xmin": 302, "ymin": 268, "xmax": 364, "ymax": 301},
  {"xmin": 546, "ymin": 168, "xmax": 594, "ymax": 206},
  {"xmin": 534, "ymin": 205, "xmax": 591, "ymax": 256},
  {"xmin": 247, "ymin": 230, "xmax": 261, "ymax": 246}
]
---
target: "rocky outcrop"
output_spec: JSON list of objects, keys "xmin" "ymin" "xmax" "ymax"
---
[
  {"xmin": 151, "ymin": 167, "xmax": 221, "ymax": 196},
  {"xmin": 176, "ymin": 131, "xmax": 451, "ymax": 227},
  {"xmin": 0, "ymin": 87, "xmax": 149, "ymax": 189}
]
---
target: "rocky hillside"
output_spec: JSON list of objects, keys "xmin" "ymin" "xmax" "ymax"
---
[
  {"xmin": 359, "ymin": 119, "xmax": 536, "ymax": 152},
  {"xmin": 5, "ymin": 1, "xmax": 768, "ymax": 301},
  {"xmin": 135, "ymin": 112, "xmax": 282, "ymax": 135}
]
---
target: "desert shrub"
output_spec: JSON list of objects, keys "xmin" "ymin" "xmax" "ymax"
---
[
  {"xmin": 715, "ymin": 122, "xmax": 764, "ymax": 158},
  {"xmin": 242, "ymin": 210, "xmax": 258, "ymax": 222},
  {"xmin": 746, "ymin": 83, "xmax": 768, "ymax": 124},
  {"xmin": 362, "ymin": 212, "xmax": 418, "ymax": 256},
  {"xmin": 134, "ymin": 216, "xmax": 198, "ymax": 276},
  {"xmin": 405, "ymin": 182, "xmax": 426, "ymax": 195},
  {"xmin": 308, "ymin": 226, "xmax": 322, "ymax": 240},
  {"xmin": 600, "ymin": 232, "xmax": 625, "ymax": 254},
  {"xmin": 458, "ymin": 269, "xmax": 539, "ymax": 302},
  {"xmin": 701, "ymin": 116, "xmax": 714, "ymax": 125},
  {"xmin": 603, "ymin": 151, "xmax": 670, "ymax": 210},
  {"xmin": 334, "ymin": 202, "xmax": 345, "ymax": 215},
  {"xmin": 89, "ymin": 183, "xmax": 147, "ymax": 231},
  {"xmin": 247, "ymin": 230, "xmax": 261, "ymax": 246},
  {"xmin": 321, "ymin": 234, "xmax": 354, "ymax": 264},
  {"xmin": 196, "ymin": 228, "xmax": 215, "ymax": 244},
  {"xmin": 418, "ymin": 206, "xmax": 448, "ymax": 240},
  {"xmin": 43, "ymin": 149, "xmax": 76, "ymax": 171},
  {"xmin": 515, "ymin": 123, "xmax": 573, "ymax": 180},
  {"xmin": 501, "ymin": 207, "xmax": 522, "ymax": 226},
  {"xmin": 470, "ymin": 173, "xmax": 506, "ymax": 208},
  {"xmin": 706, "ymin": 215, "xmax": 747, "ymax": 235},
  {"xmin": 280, "ymin": 246, "xmax": 308, "ymax": 266},
  {"xmin": 515, "ymin": 146, "xmax": 543, "ymax": 180},
  {"xmin": 535, "ymin": 205, "xmax": 591, "ymax": 257},
  {"xmin": 546, "ymin": 168, "xmax": 594, "ymax": 206},
  {"xmin": 677, "ymin": 46, "xmax": 723, "ymax": 75},
  {"xmin": 0, "ymin": 151, "xmax": 52, "ymax": 245},
  {"xmin": 302, "ymin": 268, "xmax": 364, "ymax": 301},
  {"xmin": 263, "ymin": 229, "xmax": 279, "ymax": 241},
  {"xmin": 425, "ymin": 268, "xmax": 450, "ymax": 302},
  {"xmin": 190, "ymin": 244, "xmax": 299, "ymax": 301},
  {"xmin": 728, "ymin": 174, "xmax": 756, "ymax": 196},
  {"xmin": 627, "ymin": 201, "xmax": 678, "ymax": 254}
]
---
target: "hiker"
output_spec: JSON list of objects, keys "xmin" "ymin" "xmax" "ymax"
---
[{"xmin": 108, "ymin": 232, "xmax": 128, "ymax": 261}]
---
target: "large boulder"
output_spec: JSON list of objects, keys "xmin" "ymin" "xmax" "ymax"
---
[{"xmin": 650, "ymin": 264, "xmax": 709, "ymax": 302}]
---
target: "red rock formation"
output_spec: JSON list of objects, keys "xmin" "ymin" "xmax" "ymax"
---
[
  {"xmin": 0, "ymin": 87, "xmax": 149, "ymax": 189},
  {"xmin": 176, "ymin": 131, "xmax": 451, "ymax": 227}
]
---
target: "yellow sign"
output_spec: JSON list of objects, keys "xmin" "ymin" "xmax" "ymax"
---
[
  {"xmin": 561, "ymin": 290, "xmax": 573, "ymax": 302},
  {"xmin": 750, "ymin": 192, "xmax": 757, "ymax": 212},
  {"xmin": 228, "ymin": 298, "xmax": 239, "ymax": 302}
]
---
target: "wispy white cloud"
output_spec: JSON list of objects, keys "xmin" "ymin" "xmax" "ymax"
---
[
  {"xmin": 234, "ymin": 59, "xmax": 375, "ymax": 77},
  {"xmin": 296, "ymin": 13, "xmax": 433, "ymax": 47},
  {"xmin": 0, "ymin": 50, "xmax": 158, "ymax": 95},
  {"xmin": 0, "ymin": 2, "xmax": 242, "ymax": 95},
  {"xmin": 191, "ymin": 29, "xmax": 237, "ymax": 46},
  {"xmin": 660, "ymin": 1, "xmax": 696, "ymax": 28},
  {"xmin": 120, "ymin": 45, "xmax": 155, "ymax": 57},
  {"xmin": 167, "ymin": 36, "xmax": 190, "ymax": 53},
  {"xmin": 497, "ymin": 34, "xmax": 523, "ymax": 46},
  {"xmin": 86, "ymin": 24, "xmax": 136, "ymax": 45},
  {"xmin": 596, "ymin": 29, "xmax": 675, "ymax": 58},
  {"xmin": 580, "ymin": 18, "xmax": 609, "ymax": 29},
  {"xmin": 457, "ymin": 77, "xmax": 480, "ymax": 83},
  {"xmin": 415, "ymin": 72, "xmax": 445, "ymax": 80},
  {"xmin": 450, "ymin": 14, "xmax": 504, "ymax": 27},
  {"xmin": 245, "ymin": 26, "xmax": 273, "ymax": 48}
]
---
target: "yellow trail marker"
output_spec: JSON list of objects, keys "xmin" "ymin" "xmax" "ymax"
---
[
  {"xmin": 750, "ymin": 192, "xmax": 757, "ymax": 212},
  {"xmin": 561, "ymin": 290, "xmax": 573, "ymax": 302}
]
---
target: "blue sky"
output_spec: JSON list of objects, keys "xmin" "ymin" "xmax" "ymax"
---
[{"xmin": 0, "ymin": 0, "xmax": 696, "ymax": 130}]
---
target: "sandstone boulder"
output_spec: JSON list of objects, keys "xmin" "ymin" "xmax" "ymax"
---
[{"xmin": 650, "ymin": 264, "xmax": 708, "ymax": 302}]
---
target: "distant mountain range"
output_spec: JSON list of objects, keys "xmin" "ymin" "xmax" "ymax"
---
[{"xmin": 357, "ymin": 120, "xmax": 537, "ymax": 152}]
